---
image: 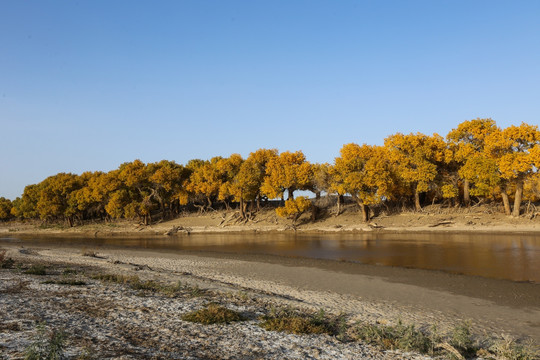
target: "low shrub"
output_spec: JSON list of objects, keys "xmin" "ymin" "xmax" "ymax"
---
[
  {"xmin": 92, "ymin": 273, "xmax": 197, "ymax": 297},
  {"xmin": 259, "ymin": 308, "xmax": 344, "ymax": 337},
  {"xmin": 43, "ymin": 279, "xmax": 87, "ymax": 286},
  {"xmin": 450, "ymin": 321, "xmax": 477, "ymax": 357},
  {"xmin": 182, "ymin": 303, "xmax": 245, "ymax": 325},
  {"xmin": 25, "ymin": 265, "xmax": 47, "ymax": 276},
  {"xmin": 24, "ymin": 323, "xmax": 66, "ymax": 360},
  {"xmin": 0, "ymin": 249, "xmax": 15, "ymax": 269},
  {"xmin": 91, "ymin": 273, "xmax": 138, "ymax": 284},
  {"xmin": 352, "ymin": 320, "xmax": 433, "ymax": 354},
  {"xmin": 490, "ymin": 335, "xmax": 540, "ymax": 360},
  {"xmin": 62, "ymin": 268, "xmax": 79, "ymax": 275}
]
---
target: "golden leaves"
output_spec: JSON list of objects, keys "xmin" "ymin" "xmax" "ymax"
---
[
  {"xmin": 275, "ymin": 196, "xmax": 312, "ymax": 220},
  {"xmin": 261, "ymin": 151, "xmax": 313, "ymax": 199}
]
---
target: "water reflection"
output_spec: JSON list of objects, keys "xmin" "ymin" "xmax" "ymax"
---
[{"xmin": 1, "ymin": 232, "xmax": 539, "ymax": 283}]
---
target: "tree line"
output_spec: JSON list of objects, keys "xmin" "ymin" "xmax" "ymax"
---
[{"xmin": 1, "ymin": 118, "xmax": 540, "ymax": 225}]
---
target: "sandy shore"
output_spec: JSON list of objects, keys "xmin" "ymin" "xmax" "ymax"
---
[
  {"xmin": 1, "ymin": 241, "xmax": 538, "ymax": 359},
  {"xmin": 0, "ymin": 245, "xmax": 437, "ymax": 360}
]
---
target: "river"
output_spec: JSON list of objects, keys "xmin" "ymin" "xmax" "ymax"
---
[{"xmin": 1, "ymin": 232, "xmax": 539, "ymax": 283}]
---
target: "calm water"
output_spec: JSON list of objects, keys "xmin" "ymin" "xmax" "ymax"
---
[{"xmin": 1, "ymin": 232, "xmax": 539, "ymax": 283}]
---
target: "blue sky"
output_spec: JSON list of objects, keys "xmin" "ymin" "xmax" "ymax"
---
[{"xmin": 1, "ymin": 0, "xmax": 539, "ymax": 200}]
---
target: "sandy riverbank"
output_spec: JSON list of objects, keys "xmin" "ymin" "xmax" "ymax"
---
[
  {"xmin": 0, "ymin": 246, "xmax": 434, "ymax": 360},
  {"xmin": 2, "ymin": 204, "xmax": 540, "ymax": 238},
  {"xmin": 1, "ymin": 243, "xmax": 538, "ymax": 359}
]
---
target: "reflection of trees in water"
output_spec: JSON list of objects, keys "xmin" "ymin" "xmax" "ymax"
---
[{"xmin": 4, "ymin": 233, "xmax": 539, "ymax": 282}]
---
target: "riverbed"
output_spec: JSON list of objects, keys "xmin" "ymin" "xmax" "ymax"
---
[{"xmin": 1, "ymin": 233, "xmax": 539, "ymax": 344}]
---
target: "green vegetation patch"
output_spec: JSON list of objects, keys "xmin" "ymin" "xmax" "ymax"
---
[
  {"xmin": 24, "ymin": 323, "xmax": 66, "ymax": 360},
  {"xmin": 62, "ymin": 268, "xmax": 79, "ymax": 275},
  {"xmin": 130, "ymin": 279, "xmax": 185, "ymax": 297},
  {"xmin": 182, "ymin": 303, "xmax": 245, "ymax": 325},
  {"xmin": 91, "ymin": 273, "xmax": 203, "ymax": 297},
  {"xmin": 25, "ymin": 265, "xmax": 47, "ymax": 276},
  {"xmin": 91, "ymin": 273, "xmax": 138, "ymax": 284},
  {"xmin": 43, "ymin": 279, "xmax": 87, "ymax": 286},
  {"xmin": 449, "ymin": 321, "xmax": 477, "ymax": 357}
]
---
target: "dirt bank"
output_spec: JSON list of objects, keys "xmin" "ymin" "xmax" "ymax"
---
[{"xmin": 2, "ymin": 203, "xmax": 540, "ymax": 238}]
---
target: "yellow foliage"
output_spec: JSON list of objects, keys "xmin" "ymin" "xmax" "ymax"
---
[
  {"xmin": 332, "ymin": 143, "xmax": 394, "ymax": 205},
  {"xmin": 384, "ymin": 132, "xmax": 446, "ymax": 195},
  {"xmin": 0, "ymin": 197, "xmax": 12, "ymax": 220},
  {"xmin": 261, "ymin": 151, "xmax": 313, "ymax": 199},
  {"xmin": 459, "ymin": 157, "xmax": 500, "ymax": 197},
  {"xmin": 485, "ymin": 123, "xmax": 540, "ymax": 181},
  {"xmin": 35, "ymin": 173, "xmax": 82, "ymax": 220},
  {"xmin": 105, "ymin": 190, "xmax": 128, "ymax": 219},
  {"xmin": 441, "ymin": 184, "xmax": 459, "ymax": 199},
  {"xmin": 275, "ymin": 196, "xmax": 312, "ymax": 222},
  {"xmin": 447, "ymin": 118, "xmax": 498, "ymax": 162}
]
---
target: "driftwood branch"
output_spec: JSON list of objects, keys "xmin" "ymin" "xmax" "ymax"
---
[
  {"xmin": 429, "ymin": 220, "xmax": 454, "ymax": 227},
  {"xmin": 436, "ymin": 342, "xmax": 464, "ymax": 360},
  {"xmin": 368, "ymin": 222, "xmax": 384, "ymax": 229}
]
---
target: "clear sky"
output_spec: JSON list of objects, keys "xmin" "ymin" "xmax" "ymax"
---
[{"xmin": 1, "ymin": 0, "xmax": 539, "ymax": 200}]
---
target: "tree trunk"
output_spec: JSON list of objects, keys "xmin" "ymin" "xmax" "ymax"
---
[
  {"xmin": 206, "ymin": 196, "xmax": 212, "ymax": 209},
  {"xmin": 353, "ymin": 195, "xmax": 370, "ymax": 222},
  {"xmin": 360, "ymin": 203, "xmax": 369, "ymax": 222},
  {"xmin": 256, "ymin": 195, "xmax": 261, "ymax": 211},
  {"xmin": 315, "ymin": 191, "xmax": 321, "ymax": 199},
  {"xmin": 287, "ymin": 188, "xmax": 295, "ymax": 200},
  {"xmin": 463, "ymin": 179, "xmax": 470, "ymax": 207},
  {"xmin": 414, "ymin": 190, "xmax": 422, "ymax": 212},
  {"xmin": 512, "ymin": 180, "xmax": 524, "ymax": 217},
  {"xmin": 501, "ymin": 186, "xmax": 511, "ymax": 216},
  {"xmin": 336, "ymin": 194, "xmax": 342, "ymax": 216},
  {"xmin": 239, "ymin": 197, "xmax": 245, "ymax": 219}
]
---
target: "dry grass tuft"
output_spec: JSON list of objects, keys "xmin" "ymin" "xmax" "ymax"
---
[
  {"xmin": 24, "ymin": 264, "xmax": 47, "ymax": 276},
  {"xmin": 81, "ymin": 249, "xmax": 98, "ymax": 257},
  {"xmin": 0, "ymin": 249, "xmax": 15, "ymax": 269},
  {"xmin": 182, "ymin": 303, "xmax": 245, "ymax": 324},
  {"xmin": 490, "ymin": 335, "xmax": 540, "ymax": 360},
  {"xmin": 352, "ymin": 320, "xmax": 435, "ymax": 354},
  {"xmin": 43, "ymin": 279, "xmax": 87, "ymax": 286},
  {"xmin": 259, "ymin": 308, "xmax": 345, "ymax": 337}
]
